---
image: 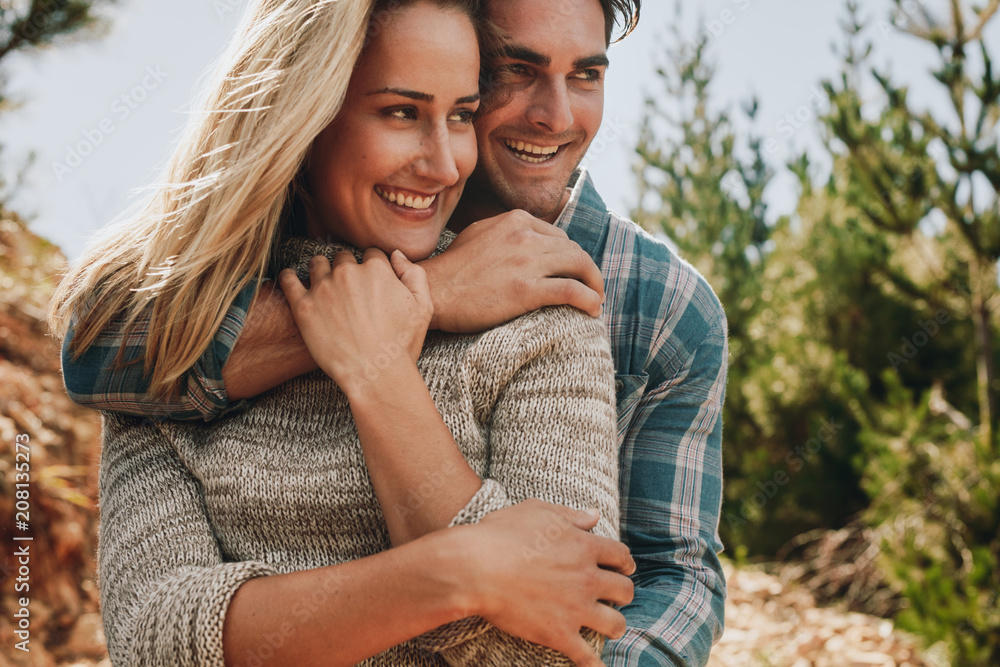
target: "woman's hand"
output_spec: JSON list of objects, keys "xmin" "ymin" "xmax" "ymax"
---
[
  {"xmin": 458, "ymin": 500, "xmax": 636, "ymax": 667},
  {"xmin": 279, "ymin": 248, "xmax": 433, "ymax": 396}
]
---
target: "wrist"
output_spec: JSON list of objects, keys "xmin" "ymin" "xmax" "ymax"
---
[
  {"xmin": 341, "ymin": 358, "xmax": 423, "ymax": 406},
  {"xmin": 419, "ymin": 255, "xmax": 449, "ymax": 331},
  {"xmin": 420, "ymin": 525, "xmax": 483, "ymax": 620}
]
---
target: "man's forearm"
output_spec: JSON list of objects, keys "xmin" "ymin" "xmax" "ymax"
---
[{"xmin": 222, "ymin": 282, "xmax": 318, "ymax": 400}]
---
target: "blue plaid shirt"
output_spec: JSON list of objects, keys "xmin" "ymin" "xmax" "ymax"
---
[
  {"xmin": 61, "ymin": 169, "xmax": 727, "ymax": 665},
  {"xmin": 557, "ymin": 172, "xmax": 727, "ymax": 666}
]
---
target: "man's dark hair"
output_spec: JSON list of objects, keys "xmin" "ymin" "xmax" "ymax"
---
[{"xmin": 600, "ymin": 0, "xmax": 641, "ymax": 44}]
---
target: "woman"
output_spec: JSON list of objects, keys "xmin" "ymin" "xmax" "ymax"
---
[{"xmin": 49, "ymin": 0, "xmax": 630, "ymax": 665}]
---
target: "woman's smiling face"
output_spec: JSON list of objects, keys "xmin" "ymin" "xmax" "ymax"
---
[{"xmin": 303, "ymin": 1, "xmax": 481, "ymax": 260}]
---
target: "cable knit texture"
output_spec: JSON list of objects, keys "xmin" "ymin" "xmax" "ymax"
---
[{"xmin": 98, "ymin": 233, "xmax": 619, "ymax": 666}]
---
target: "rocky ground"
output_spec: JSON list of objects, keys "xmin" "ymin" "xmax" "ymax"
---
[
  {"xmin": 707, "ymin": 562, "xmax": 939, "ymax": 667},
  {"xmin": 0, "ymin": 215, "xmax": 939, "ymax": 667}
]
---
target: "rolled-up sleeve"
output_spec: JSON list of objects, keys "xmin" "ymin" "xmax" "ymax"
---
[
  {"xmin": 62, "ymin": 284, "xmax": 257, "ymax": 421},
  {"xmin": 98, "ymin": 412, "xmax": 278, "ymax": 666}
]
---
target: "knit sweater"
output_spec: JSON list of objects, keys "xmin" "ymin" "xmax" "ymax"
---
[{"xmin": 97, "ymin": 236, "xmax": 620, "ymax": 666}]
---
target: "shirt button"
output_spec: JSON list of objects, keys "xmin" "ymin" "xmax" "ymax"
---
[{"xmin": 615, "ymin": 379, "xmax": 624, "ymax": 394}]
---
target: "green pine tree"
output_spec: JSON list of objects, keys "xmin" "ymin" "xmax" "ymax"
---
[{"xmin": 819, "ymin": 1, "xmax": 1000, "ymax": 660}]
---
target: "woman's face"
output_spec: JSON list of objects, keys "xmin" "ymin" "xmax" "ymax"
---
[{"xmin": 303, "ymin": 2, "xmax": 481, "ymax": 260}]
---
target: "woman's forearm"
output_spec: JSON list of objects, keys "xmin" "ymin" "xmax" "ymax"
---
[
  {"xmin": 347, "ymin": 362, "xmax": 484, "ymax": 546},
  {"xmin": 222, "ymin": 527, "xmax": 474, "ymax": 667}
]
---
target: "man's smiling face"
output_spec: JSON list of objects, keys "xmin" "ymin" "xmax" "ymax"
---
[{"xmin": 471, "ymin": 0, "xmax": 607, "ymax": 221}]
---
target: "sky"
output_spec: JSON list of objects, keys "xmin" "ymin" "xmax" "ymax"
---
[{"xmin": 1, "ymin": 0, "xmax": 995, "ymax": 260}]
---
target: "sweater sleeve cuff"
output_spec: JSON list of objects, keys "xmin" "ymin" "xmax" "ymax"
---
[
  {"xmin": 411, "ymin": 481, "xmax": 511, "ymax": 654},
  {"xmin": 128, "ymin": 561, "xmax": 276, "ymax": 666},
  {"xmin": 447, "ymin": 479, "xmax": 510, "ymax": 527}
]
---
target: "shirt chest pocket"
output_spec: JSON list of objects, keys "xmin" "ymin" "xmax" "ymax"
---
[{"xmin": 614, "ymin": 372, "xmax": 648, "ymax": 445}]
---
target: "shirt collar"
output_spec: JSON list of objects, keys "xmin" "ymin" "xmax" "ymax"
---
[{"xmin": 554, "ymin": 168, "xmax": 610, "ymax": 262}]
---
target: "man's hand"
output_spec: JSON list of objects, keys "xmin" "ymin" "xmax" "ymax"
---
[
  {"xmin": 423, "ymin": 210, "xmax": 605, "ymax": 332},
  {"xmin": 461, "ymin": 500, "xmax": 635, "ymax": 667}
]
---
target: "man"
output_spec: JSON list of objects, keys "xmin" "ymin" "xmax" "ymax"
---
[{"xmin": 62, "ymin": 0, "xmax": 727, "ymax": 664}]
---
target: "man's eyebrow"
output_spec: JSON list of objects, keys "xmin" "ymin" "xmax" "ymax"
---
[
  {"xmin": 498, "ymin": 44, "xmax": 550, "ymax": 67},
  {"xmin": 367, "ymin": 87, "xmax": 433, "ymax": 102},
  {"xmin": 574, "ymin": 54, "xmax": 610, "ymax": 70}
]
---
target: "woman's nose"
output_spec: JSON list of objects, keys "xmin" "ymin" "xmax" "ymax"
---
[{"xmin": 413, "ymin": 122, "xmax": 460, "ymax": 186}]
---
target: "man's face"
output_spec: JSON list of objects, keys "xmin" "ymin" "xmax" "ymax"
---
[{"xmin": 472, "ymin": 0, "xmax": 607, "ymax": 220}]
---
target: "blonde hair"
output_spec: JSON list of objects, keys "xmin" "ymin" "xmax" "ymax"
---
[{"xmin": 49, "ymin": 0, "xmax": 376, "ymax": 398}]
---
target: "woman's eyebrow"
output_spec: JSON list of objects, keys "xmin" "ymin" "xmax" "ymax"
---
[
  {"xmin": 367, "ymin": 87, "xmax": 433, "ymax": 101},
  {"xmin": 367, "ymin": 89, "xmax": 480, "ymax": 105}
]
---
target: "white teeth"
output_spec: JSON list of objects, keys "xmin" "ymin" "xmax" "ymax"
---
[
  {"xmin": 504, "ymin": 139, "xmax": 560, "ymax": 161},
  {"xmin": 376, "ymin": 186, "xmax": 437, "ymax": 210}
]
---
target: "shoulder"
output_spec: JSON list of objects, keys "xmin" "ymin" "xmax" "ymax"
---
[
  {"xmin": 482, "ymin": 305, "xmax": 611, "ymax": 360},
  {"xmin": 460, "ymin": 307, "xmax": 613, "ymax": 405},
  {"xmin": 602, "ymin": 211, "xmax": 727, "ymax": 377}
]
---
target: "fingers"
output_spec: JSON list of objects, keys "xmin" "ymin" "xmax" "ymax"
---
[
  {"xmin": 534, "ymin": 278, "xmax": 604, "ymax": 318},
  {"xmin": 361, "ymin": 246, "xmax": 390, "ymax": 266},
  {"xmin": 330, "ymin": 250, "xmax": 357, "ymax": 269},
  {"xmin": 587, "ymin": 603, "xmax": 629, "ymax": 640},
  {"xmin": 594, "ymin": 536, "xmax": 636, "ymax": 577},
  {"xmin": 540, "ymin": 252, "xmax": 605, "ymax": 307},
  {"xmin": 556, "ymin": 634, "xmax": 604, "ymax": 667},
  {"xmin": 593, "ymin": 569, "xmax": 635, "ymax": 608},
  {"xmin": 559, "ymin": 505, "xmax": 601, "ymax": 531},
  {"xmin": 278, "ymin": 269, "xmax": 307, "ymax": 305},
  {"xmin": 308, "ymin": 253, "xmax": 332, "ymax": 282},
  {"xmin": 500, "ymin": 209, "xmax": 571, "ymax": 240},
  {"xmin": 391, "ymin": 250, "xmax": 434, "ymax": 314},
  {"xmin": 562, "ymin": 249, "xmax": 606, "ymax": 303},
  {"xmin": 390, "ymin": 250, "xmax": 426, "ymax": 291}
]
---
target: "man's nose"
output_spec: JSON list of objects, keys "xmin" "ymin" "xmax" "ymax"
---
[{"xmin": 525, "ymin": 77, "xmax": 574, "ymax": 135}]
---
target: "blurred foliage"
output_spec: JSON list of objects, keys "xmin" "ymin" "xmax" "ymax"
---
[
  {"xmin": 0, "ymin": 5, "xmax": 113, "ymax": 662},
  {"xmin": 0, "ymin": 0, "xmax": 115, "ymax": 62},
  {"xmin": 635, "ymin": 0, "xmax": 999, "ymax": 661}
]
